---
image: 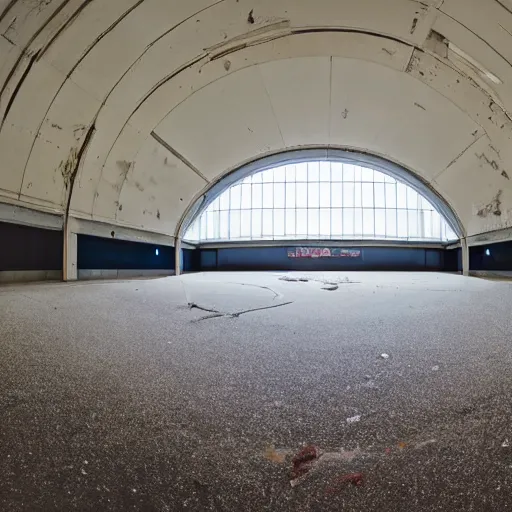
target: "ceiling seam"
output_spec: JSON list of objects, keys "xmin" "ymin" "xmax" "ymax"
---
[
  {"xmin": 150, "ymin": 131, "xmax": 210, "ymax": 184},
  {"xmin": 256, "ymin": 64, "xmax": 286, "ymax": 147},
  {"xmin": 438, "ymin": 8, "xmax": 512, "ymax": 68},
  {"xmin": 431, "ymin": 132, "xmax": 486, "ymax": 182}
]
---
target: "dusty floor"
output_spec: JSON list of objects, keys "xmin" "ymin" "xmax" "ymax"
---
[{"xmin": 1, "ymin": 272, "xmax": 512, "ymax": 511}]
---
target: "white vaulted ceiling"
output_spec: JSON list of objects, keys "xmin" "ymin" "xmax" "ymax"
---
[{"xmin": 1, "ymin": 0, "xmax": 512, "ymax": 239}]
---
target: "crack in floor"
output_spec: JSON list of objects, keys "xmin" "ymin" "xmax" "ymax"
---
[{"xmin": 188, "ymin": 301, "xmax": 294, "ymax": 322}]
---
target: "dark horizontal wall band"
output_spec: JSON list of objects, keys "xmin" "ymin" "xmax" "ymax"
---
[
  {"xmin": 200, "ymin": 246, "xmax": 445, "ymax": 272},
  {"xmin": 0, "ymin": 221, "xmax": 63, "ymax": 271},
  {"xmin": 77, "ymin": 235, "xmax": 174, "ymax": 270},
  {"xmin": 470, "ymin": 240, "xmax": 512, "ymax": 271}
]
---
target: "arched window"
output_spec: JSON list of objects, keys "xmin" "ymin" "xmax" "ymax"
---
[{"xmin": 184, "ymin": 161, "xmax": 457, "ymax": 242}]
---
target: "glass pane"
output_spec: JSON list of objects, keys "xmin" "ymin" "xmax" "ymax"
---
[
  {"xmin": 200, "ymin": 216, "xmax": 207, "ymax": 239},
  {"xmin": 343, "ymin": 208, "xmax": 355, "ymax": 236},
  {"xmin": 206, "ymin": 211, "xmax": 215, "ymax": 239},
  {"xmin": 385, "ymin": 184, "xmax": 397, "ymax": 208},
  {"xmin": 252, "ymin": 184, "xmax": 262, "ymax": 208},
  {"xmin": 252, "ymin": 171, "xmax": 262, "ymax": 183},
  {"xmin": 230, "ymin": 210, "xmax": 241, "ymax": 238},
  {"xmin": 397, "ymin": 183, "xmax": 407, "ymax": 208},
  {"xmin": 331, "ymin": 163, "xmax": 343, "ymax": 181},
  {"xmin": 308, "ymin": 161, "xmax": 320, "ymax": 181},
  {"xmin": 241, "ymin": 184, "xmax": 252, "ymax": 209},
  {"xmin": 274, "ymin": 165, "xmax": 286, "ymax": 182},
  {"xmin": 397, "ymin": 210, "xmax": 408, "ymax": 238},
  {"xmin": 296, "ymin": 163, "xmax": 308, "ymax": 181},
  {"xmin": 362, "ymin": 183, "xmax": 374, "ymax": 207},
  {"xmin": 274, "ymin": 183, "xmax": 285, "ymax": 208},
  {"xmin": 361, "ymin": 167, "xmax": 374, "ymax": 182},
  {"xmin": 220, "ymin": 211, "xmax": 229, "ymax": 239},
  {"xmin": 354, "ymin": 208, "xmax": 363, "ymax": 236},
  {"xmin": 219, "ymin": 191, "xmax": 230, "ymax": 210},
  {"xmin": 331, "ymin": 183, "xmax": 343, "ymax": 207},
  {"xmin": 296, "ymin": 183, "xmax": 308, "ymax": 207},
  {"xmin": 320, "ymin": 209, "xmax": 330, "ymax": 236},
  {"xmin": 262, "ymin": 168, "xmax": 274, "ymax": 183},
  {"xmin": 374, "ymin": 183, "xmax": 385, "ymax": 208},
  {"xmin": 274, "ymin": 209, "xmax": 285, "ymax": 236},
  {"xmin": 241, "ymin": 210, "xmax": 251, "ymax": 237},
  {"xmin": 343, "ymin": 164, "xmax": 355, "ymax": 181},
  {"xmin": 386, "ymin": 209, "xmax": 397, "ymax": 237},
  {"xmin": 331, "ymin": 209, "xmax": 342, "ymax": 236},
  {"xmin": 308, "ymin": 182, "xmax": 320, "ymax": 208},
  {"xmin": 343, "ymin": 183, "xmax": 355, "ymax": 207},
  {"xmin": 286, "ymin": 183, "xmax": 296, "ymax": 208},
  {"xmin": 308, "ymin": 209, "xmax": 319, "ymax": 235},
  {"xmin": 285, "ymin": 209, "xmax": 296, "ymax": 235},
  {"xmin": 262, "ymin": 210, "xmax": 273, "ymax": 236},
  {"xmin": 320, "ymin": 182, "xmax": 331, "ymax": 207},
  {"xmin": 296, "ymin": 209, "xmax": 307, "ymax": 236},
  {"xmin": 374, "ymin": 170, "xmax": 386, "ymax": 182},
  {"xmin": 320, "ymin": 161, "xmax": 331, "ymax": 181},
  {"xmin": 230, "ymin": 185, "xmax": 241, "ymax": 209},
  {"xmin": 354, "ymin": 183, "xmax": 362, "ymax": 207},
  {"xmin": 375, "ymin": 208, "xmax": 386, "ymax": 237},
  {"xmin": 262, "ymin": 183, "xmax": 274, "ymax": 208},
  {"xmin": 408, "ymin": 210, "xmax": 419, "ymax": 238},
  {"xmin": 363, "ymin": 209, "xmax": 374, "ymax": 236},
  {"xmin": 422, "ymin": 210, "xmax": 432, "ymax": 238},
  {"xmin": 252, "ymin": 209, "xmax": 262, "ymax": 237},
  {"xmin": 285, "ymin": 164, "xmax": 296, "ymax": 182},
  {"xmin": 407, "ymin": 188, "xmax": 418, "ymax": 209}
]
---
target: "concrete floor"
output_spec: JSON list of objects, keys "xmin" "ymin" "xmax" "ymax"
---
[{"xmin": 1, "ymin": 272, "xmax": 512, "ymax": 511}]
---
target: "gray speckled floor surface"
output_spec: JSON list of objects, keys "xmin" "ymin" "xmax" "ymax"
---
[{"xmin": 1, "ymin": 272, "xmax": 512, "ymax": 511}]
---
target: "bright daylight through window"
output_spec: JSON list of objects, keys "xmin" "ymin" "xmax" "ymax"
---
[{"xmin": 184, "ymin": 162, "xmax": 457, "ymax": 243}]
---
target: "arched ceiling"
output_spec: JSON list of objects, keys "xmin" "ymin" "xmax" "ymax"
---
[{"xmin": 1, "ymin": 0, "xmax": 512, "ymax": 240}]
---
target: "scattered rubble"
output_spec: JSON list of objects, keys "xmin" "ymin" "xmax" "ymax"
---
[
  {"xmin": 327, "ymin": 472, "xmax": 364, "ymax": 493},
  {"xmin": 346, "ymin": 415, "xmax": 361, "ymax": 424},
  {"xmin": 380, "ymin": 353, "xmax": 390, "ymax": 360}
]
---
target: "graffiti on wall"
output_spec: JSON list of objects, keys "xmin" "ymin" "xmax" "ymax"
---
[{"xmin": 287, "ymin": 247, "xmax": 362, "ymax": 259}]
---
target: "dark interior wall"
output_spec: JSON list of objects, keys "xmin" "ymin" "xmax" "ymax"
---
[
  {"xmin": 470, "ymin": 241, "xmax": 512, "ymax": 270},
  {"xmin": 182, "ymin": 248, "xmax": 199, "ymax": 272},
  {"xmin": 0, "ymin": 221, "xmax": 62, "ymax": 271},
  {"xmin": 78, "ymin": 235, "xmax": 174, "ymax": 270},
  {"xmin": 197, "ymin": 246, "xmax": 446, "ymax": 271}
]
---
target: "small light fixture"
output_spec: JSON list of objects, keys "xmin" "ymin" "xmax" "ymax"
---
[
  {"xmin": 155, "ymin": 248, "xmax": 159, "ymax": 256},
  {"xmin": 485, "ymin": 249, "xmax": 491, "ymax": 256}
]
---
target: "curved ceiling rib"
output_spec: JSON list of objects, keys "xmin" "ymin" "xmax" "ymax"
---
[{"xmin": 0, "ymin": 0, "xmax": 511, "ymax": 242}]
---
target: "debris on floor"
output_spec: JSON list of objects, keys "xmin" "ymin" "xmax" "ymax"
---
[
  {"xmin": 502, "ymin": 439, "xmax": 510, "ymax": 448},
  {"xmin": 326, "ymin": 472, "xmax": 365, "ymax": 495},
  {"xmin": 322, "ymin": 284, "xmax": 338, "ymax": 291},
  {"xmin": 279, "ymin": 276, "xmax": 301, "ymax": 282},
  {"xmin": 290, "ymin": 445, "xmax": 321, "ymax": 487},
  {"xmin": 398, "ymin": 441, "xmax": 407, "ymax": 450},
  {"xmin": 346, "ymin": 415, "xmax": 361, "ymax": 424},
  {"xmin": 432, "ymin": 365, "xmax": 440, "ymax": 371},
  {"xmin": 264, "ymin": 445, "xmax": 289, "ymax": 464},
  {"xmin": 380, "ymin": 353, "xmax": 390, "ymax": 359},
  {"xmin": 415, "ymin": 439, "xmax": 437, "ymax": 449}
]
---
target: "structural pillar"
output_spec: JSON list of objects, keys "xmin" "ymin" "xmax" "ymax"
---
[
  {"xmin": 63, "ymin": 221, "xmax": 78, "ymax": 281},
  {"xmin": 461, "ymin": 237, "xmax": 469, "ymax": 277},
  {"xmin": 175, "ymin": 238, "xmax": 182, "ymax": 276}
]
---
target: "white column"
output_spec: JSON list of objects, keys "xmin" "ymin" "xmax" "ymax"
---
[
  {"xmin": 175, "ymin": 238, "xmax": 182, "ymax": 276},
  {"xmin": 63, "ymin": 222, "xmax": 78, "ymax": 281},
  {"xmin": 461, "ymin": 237, "xmax": 469, "ymax": 277}
]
